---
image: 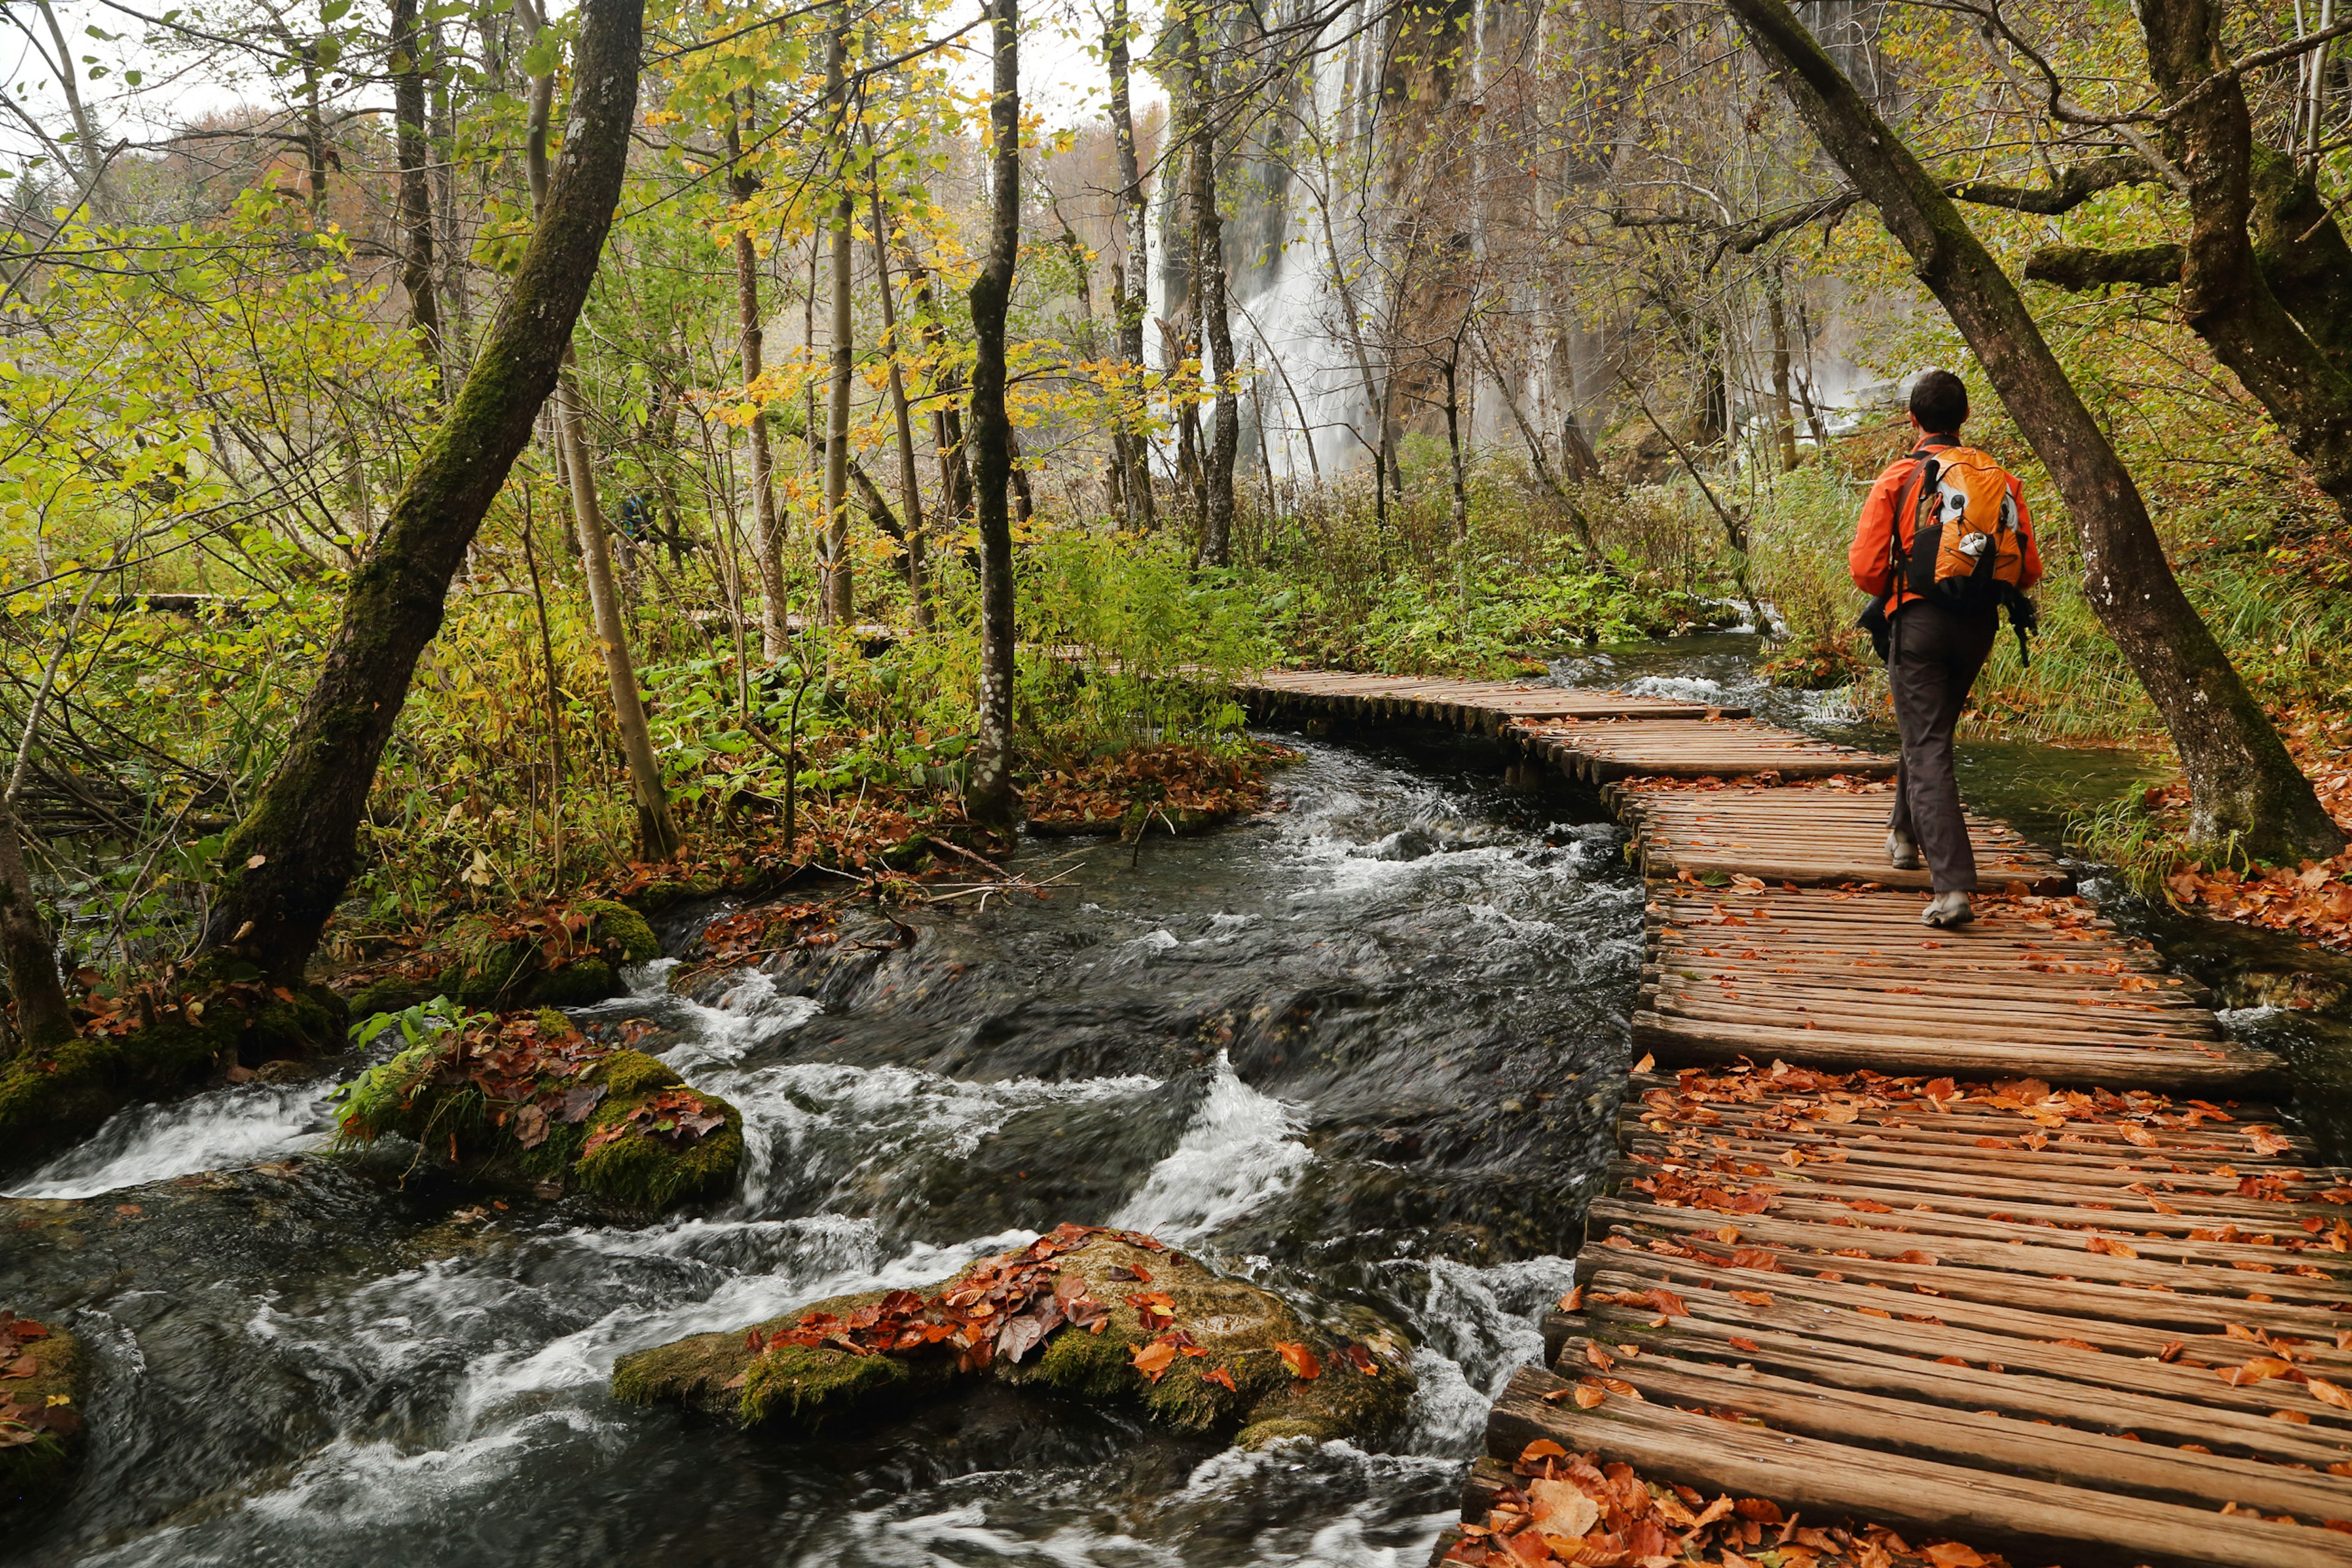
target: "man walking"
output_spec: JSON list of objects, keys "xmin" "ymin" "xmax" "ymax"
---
[{"xmin": 1850, "ymin": 370, "xmax": 2041, "ymax": 928}]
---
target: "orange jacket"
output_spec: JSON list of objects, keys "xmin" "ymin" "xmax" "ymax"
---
[{"xmin": 1850, "ymin": 438, "xmax": 2043, "ymax": 612}]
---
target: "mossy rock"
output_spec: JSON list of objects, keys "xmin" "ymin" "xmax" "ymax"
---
[
  {"xmin": 0, "ymin": 986, "xmax": 344, "ymax": 1174},
  {"xmin": 335, "ymin": 1035, "xmax": 741, "ymax": 1212},
  {"xmin": 610, "ymin": 1232, "xmax": 1414, "ymax": 1446},
  {"xmin": 612, "ymin": 1287, "xmax": 957, "ymax": 1431},
  {"xmin": 432, "ymin": 900, "xmax": 661, "ymax": 1011},
  {"xmin": 1, "ymin": 1323, "xmax": 85, "ymax": 1517},
  {"xmin": 571, "ymin": 1050, "xmax": 743, "ymax": 1210},
  {"xmin": 344, "ymin": 975, "xmax": 439, "ymax": 1018}
]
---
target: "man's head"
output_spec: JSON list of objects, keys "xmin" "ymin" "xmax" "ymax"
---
[{"xmin": 1908, "ymin": 369, "xmax": 1969, "ymax": 436}]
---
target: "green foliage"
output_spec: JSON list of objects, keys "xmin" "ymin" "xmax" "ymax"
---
[{"xmin": 1222, "ymin": 450, "xmax": 1727, "ymax": 676}]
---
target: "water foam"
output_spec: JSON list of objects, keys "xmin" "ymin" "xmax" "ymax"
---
[
  {"xmin": 6, "ymin": 1079, "xmax": 341, "ymax": 1199},
  {"xmin": 1112, "ymin": 1052, "xmax": 1310, "ymax": 1240}
]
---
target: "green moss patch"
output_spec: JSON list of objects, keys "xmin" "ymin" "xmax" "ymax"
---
[
  {"xmin": 333, "ymin": 1008, "xmax": 739, "ymax": 1210},
  {"xmin": 437, "ymin": 902, "xmax": 638, "ymax": 1009},
  {"xmin": 0, "ymin": 984, "xmax": 344, "ymax": 1172},
  {"xmin": 1, "ymin": 1312, "xmax": 84, "ymax": 1517},
  {"xmin": 610, "ymin": 1224, "xmax": 1414, "ymax": 1446}
]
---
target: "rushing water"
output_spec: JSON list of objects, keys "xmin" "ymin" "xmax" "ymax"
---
[{"xmin": 1, "ymin": 733, "xmax": 1638, "ymax": 1567}]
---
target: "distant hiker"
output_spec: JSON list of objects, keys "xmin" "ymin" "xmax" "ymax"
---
[{"xmin": 1850, "ymin": 370, "xmax": 2042, "ymax": 929}]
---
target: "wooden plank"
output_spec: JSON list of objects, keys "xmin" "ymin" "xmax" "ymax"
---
[
  {"xmin": 1552, "ymin": 1332, "xmax": 2352, "ymax": 1520},
  {"xmin": 1630, "ymin": 1011, "xmax": 2277, "ymax": 1090},
  {"xmin": 1487, "ymin": 1366, "xmax": 2352, "ymax": 1568},
  {"xmin": 1619, "ymin": 783, "xmax": 2073, "ymax": 892},
  {"xmin": 1550, "ymin": 1310, "xmax": 2352, "ymax": 1468}
]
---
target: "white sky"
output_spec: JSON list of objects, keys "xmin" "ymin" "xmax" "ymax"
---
[{"xmin": 2, "ymin": 0, "xmax": 1161, "ymax": 186}]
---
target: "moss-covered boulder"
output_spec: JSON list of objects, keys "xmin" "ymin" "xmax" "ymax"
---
[
  {"xmin": 431, "ymin": 899, "xmax": 661, "ymax": 1011},
  {"xmin": 611, "ymin": 1226, "xmax": 1413, "ymax": 1446},
  {"xmin": 1, "ymin": 1311, "xmax": 83, "ymax": 1517},
  {"xmin": 0, "ymin": 984, "xmax": 344, "ymax": 1173},
  {"xmin": 334, "ymin": 1008, "xmax": 739, "ymax": 1210}
]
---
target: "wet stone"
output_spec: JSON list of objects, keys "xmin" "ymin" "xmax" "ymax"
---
[{"xmin": 611, "ymin": 1228, "xmax": 1415, "ymax": 1448}]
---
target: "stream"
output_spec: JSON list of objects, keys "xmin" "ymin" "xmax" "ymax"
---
[{"xmin": 8, "ymin": 634, "xmax": 2352, "ymax": 1566}]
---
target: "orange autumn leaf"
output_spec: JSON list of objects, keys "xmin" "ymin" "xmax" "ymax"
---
[
  {"xmin": 1131, "ymin": 1340, "xmax": 1179, "ymax": 1382},
  {"xmin": 1584, "ymin": 1342, "xmax": 1616, "ymax": 1370},
  {"xmin": 1923, "ymin": 1544, "xmax": 1986, "ymax": 1568},
  {"xmin": 1728, "ymin": 1290, "xmax": 1775, "ymax": 1306},
  {"xmin": 1275, "ymin": 1341, "xmax": 1321, "ymax": 1379},
  {"xmin": 1573, "ymin": 1382, "xmax": 1607, "ymax": 1408},
  {"xmin": 1520, "ymin": 1438, "xmax": 1569, "ymax": 1464},
  {"xmin": 1202, "ymin": 1364, "xmax": 1237, "ymax": 1392},
  {"xmin": 2310, "ymin": 1377, "xmax": 2352, "ymax": 1410}
]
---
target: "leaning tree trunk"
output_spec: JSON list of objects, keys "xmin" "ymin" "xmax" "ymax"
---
[
  {"xmin": 558, "ymin": 374, "xmax": 681, "ymax": 859},
  {"xmin": 870, "ymin": 187, "xmax": 930, "ymax": 628},
  {"xmin": 390, "ymin": 0, "xmax": 442, "ymax": 382},
  {"xmin": 1727, "ymin": 0, "xmax": 2342, "ymax": 862},
  {"xmin": 965, "ymin": 0, "xmax": 1021, "ymax": 826},
  {"xmin": 728, "ymin": 101, "xmax": 790, "ymax": 658},
  {"xmin": 202, "ymin": 0, "xmax": 647, "ymax": 983}
]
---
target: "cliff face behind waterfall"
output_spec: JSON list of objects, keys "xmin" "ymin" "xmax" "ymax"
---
[{"xmin": 1142, "ymin": 0, "xmax": 1910, "ymax": 481}]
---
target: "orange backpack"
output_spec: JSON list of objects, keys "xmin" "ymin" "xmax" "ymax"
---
[{"xmin": 1896, "ymin": 445, "xmax": 2027, "ymax": 610}]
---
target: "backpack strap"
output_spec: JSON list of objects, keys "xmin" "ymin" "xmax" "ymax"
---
[{"xmin": 1888, "ymin": 443, "xmax": 1948, "ymax": 586}]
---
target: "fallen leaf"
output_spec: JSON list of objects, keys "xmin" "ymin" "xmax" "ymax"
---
[
  {"xmin": 1203, "ymin": 1365, "xmax": 1237, "ymax": 1392},
  {"xmin": 1572, "ymin": 1382, "xmax": 1607, "ymax": 1408},
  {"xmin": 1275, "ymin": 1341, "xmax": 1322, "ymax": 1379},
  {"xmin": 1923, "ymin": 1544, "xmax": 1986, "ymax": 1568},
  {"xmin": 1527, "ymin": 1478, "xmax": 1600, "ymax": 1537},
  {"xmin": 1520, "ymin": 1438, "xmax": 1569, "ymax": 1465},
  {"xmin": 1131, "ymin": 1340, "xmax": 1179, "ymax": 1382}
]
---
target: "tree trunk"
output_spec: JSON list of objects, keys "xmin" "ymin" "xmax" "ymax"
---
[
  {"xmin": 202, "ymin": 0, "xmax": 647, "ymax": 982},
  {"xmin": 559, "ymin": 372, "xmax": 680, "ymax": 859},
  {"xmin": 727, "ymin": 100, "xmax": 790, "ymax": 658},
  {"xmin": 897, "ymin": 243, "xmax": 975, "ymax": 527},
  {"xmin": 33, "ymin": 0, "xmax": 107, "ymax": 214},
  {"xmin": 1728, "ymin": 0, "xmax": 2343, "ymax": 862},
  {"xmin": 2137, "ymin": 4, "xmax": 2352, "ymax": 522},
  {"xmin": 1105, "ymin": 0, "xmax": 1155, "ymax": 529},
  {"xmin": 1766, "ymin": 278, "xmax": 1798, "ymax": 472},
  {"xmin": 966, "ymin": 0, "xmax": 1021, "ymax": 827},
  {"xmin": 1442, "ymin": 353, "xmax": 1469, "ymax": 543},
  {"xmin": 390, "ymin": 0, "xmax": 442, "ymax": 383},
  {"xmin": 820, "ymin": 10, "xmax": 856, "ymax": 625},
  {"xmin": 1180, "ymin": 4, "xmax": 1238, "ymax": 566},
  {"xmin": 433, "ymin": 23, "xmax": 467, "ymax": 374},
  {"xmin": 0, "ymin": 805, "xmax": 69, "ymax": 1056},
  {"xmin": 870, "ymin": 183, "xmax": 930, "ymax": 627}
]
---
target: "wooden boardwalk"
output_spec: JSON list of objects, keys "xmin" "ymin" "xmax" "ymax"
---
[{"xmin": 1231, "ymin": 668, "xmax": 2352, "ymax": 1567}]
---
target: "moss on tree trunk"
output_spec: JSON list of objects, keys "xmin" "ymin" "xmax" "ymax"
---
[{"xmin": 200, "ymin": 0, "xmax": 646, "ymax": 986}]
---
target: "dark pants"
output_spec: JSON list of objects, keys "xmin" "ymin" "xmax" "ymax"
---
[{"xmin": 1887, "ymin": 600, "xmax": 1997, "ymax": 893}]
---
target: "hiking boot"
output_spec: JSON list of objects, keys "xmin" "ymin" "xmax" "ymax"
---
[
  {"xmin": 1887, "ymin": 829, "xmax": 1922, "ymax": 871},
  {"xmin": 1921, "ymin": 891, "xmax": 1974, "ymax": 928}
]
